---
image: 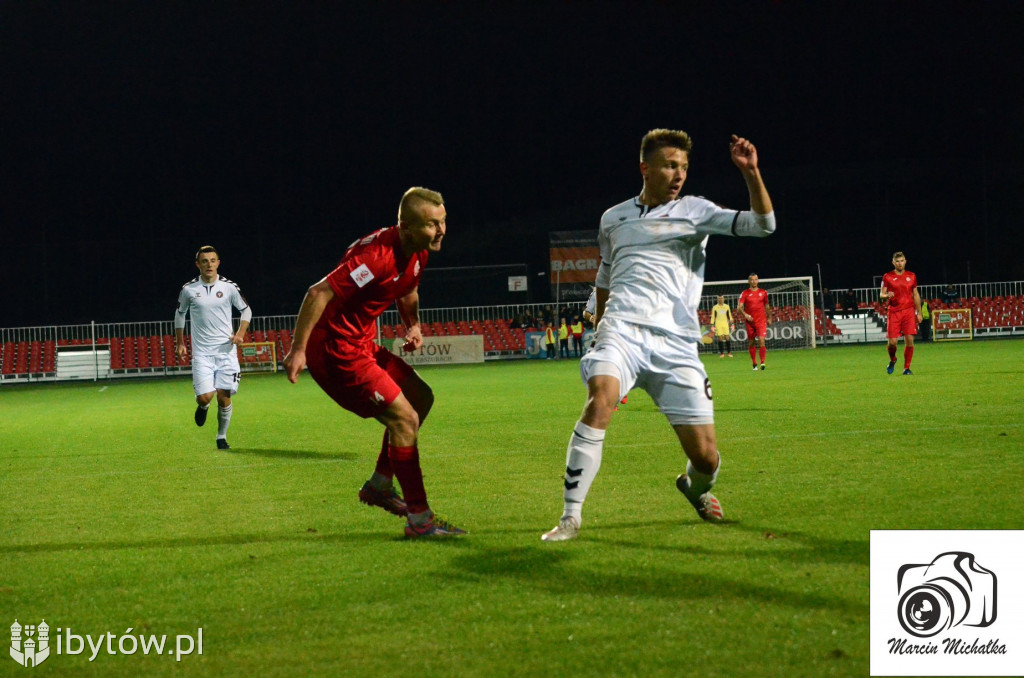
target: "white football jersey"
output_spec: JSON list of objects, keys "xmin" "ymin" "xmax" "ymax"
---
[
  {"xmin": 596, "ymin": 196, "xmax": 774, "ymax": 340},
  {"xmin": 584, "ymin": 288, "xmax": 596, "ymax": 316},
  {"xmin": 176, "ymin": 276, "xmax": 249, "ymax": 355}
]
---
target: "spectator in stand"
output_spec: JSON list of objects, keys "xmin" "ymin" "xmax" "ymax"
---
[
  {"xmin": 510, "ymin": 314, "xmax": 524, "ymax": 329},
  {"xmin": 541, "ymin": 305, "xmax": 555, "ymax": 326},
  {"xmin": 942, "ymin": 284, "xmax": 961, "ymax": 305},
  {"xmin": 821, "ymin": 288, "xmax": 836, "ymax": 319},
  {"xmin": 919, "ymin": 299, "xmax": 932, "ymax": 342},
  {"xmin": 570, "ymin": 315, "xmax": 584, "ymax": 357},
  {"xmin": 558, "ymin": 318, "xmax": 570, "ymax": 358},
  {"xmin": 841, "ymin": 290, "xmax": 858, "ymax": 318},
  {"xmin": 544, "ymin": 321, "xmax": 557, "ymax": 359}
]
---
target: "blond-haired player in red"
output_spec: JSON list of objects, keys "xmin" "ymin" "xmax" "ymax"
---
[
  {"xmin": 283, "ymin": 187, "xmax": 464, "ymax": 539},
  {"xmin": 880, "ymin": 251, "xmax": 922, "ymax": 375}
]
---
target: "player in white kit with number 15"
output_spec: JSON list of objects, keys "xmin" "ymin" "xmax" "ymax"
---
[
  {"xmin": 542, "ymin": 129, "xmax": 776, "ymax": 541},
  {"xmin": 175, "ymin": 246, "xmax": 252, "ymax": 450}
]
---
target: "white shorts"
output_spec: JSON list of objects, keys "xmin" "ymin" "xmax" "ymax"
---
[
  {"xmin": 580, "ymin": 318, "xmax": 713, "ymax": 426},
  {"xmin": 192, "ymin": 352, "xmax": 241, "ymax": 396}
]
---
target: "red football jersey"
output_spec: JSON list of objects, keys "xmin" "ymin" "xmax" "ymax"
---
[
  {"xmin": 739, "ymin": 287, "xmax": 769, "ymax": 320},
  {"xmin": 882, "ymin": 270, "xmax": 917, "ymax": 311},
  {"xmin": 317, "ymin": 226, "xmax": 428, "ymax": 346}
]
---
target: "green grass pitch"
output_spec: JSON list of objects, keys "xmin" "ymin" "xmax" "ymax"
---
[{"xmin": 1, "ymin": 341, "xmax": 1021, "ymax": 676}]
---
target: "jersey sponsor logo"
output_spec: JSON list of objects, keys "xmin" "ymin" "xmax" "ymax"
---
[{"xmin": 350, "ymin": 264, "xmax": 374, "ymax": 288}]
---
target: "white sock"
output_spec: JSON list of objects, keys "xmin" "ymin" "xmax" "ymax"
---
[
  {"xmin": 217, "ymin": 405, "xmax": 232, "ymax": 439},
  {"xmin": 562, "ymin": 421, "xmax": 606, "ymax": 523},
  {"xmin": 683, "ymin": 456, "xmax": 720, "ymax": 500}
]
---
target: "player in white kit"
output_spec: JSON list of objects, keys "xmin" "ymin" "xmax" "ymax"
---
[
  {"xmin": 542, "ymin": 129, "xmax": 776, "ymax": 541},
  {"xmin": 175, "ymin": 246, "xmax": 252, "ymax": 450}
]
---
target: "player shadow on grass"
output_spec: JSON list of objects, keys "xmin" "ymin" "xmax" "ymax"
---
[
  {"xmin": 445, "ymin": 539, "xmax": 867, "ymax": 615},
  {"xmin": 227, "ymin": 448, "xmax": 358, "ymax": 461},
  {"xmin": 0, "ymin": 528, "xmax": 398, "ymax": 554}
]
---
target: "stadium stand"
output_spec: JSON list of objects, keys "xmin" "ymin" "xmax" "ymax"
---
[{"xmin": 3, "ymin": 290, "xmax": 1023, "ymax": 383}]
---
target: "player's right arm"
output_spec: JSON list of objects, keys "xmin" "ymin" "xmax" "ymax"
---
[
  {"xmin": 594, "ymin": 287, "xmax": 610, "ymax": 327},
  {"xmin": 879, "ymin": 278, "xmax": 893, "ymax": 302},
  {"xmin": 737, "ymin": 292, "xmax": 752, "ymax": 323},
  {"xmin": 174, "ymin": 288, "xmax": 190, "ymax": 362},
  {"xmin": 283, "ymin": 278, "xmax": 335, "ymax": 383}
]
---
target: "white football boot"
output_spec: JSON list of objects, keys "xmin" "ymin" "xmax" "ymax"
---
[{"xmin": 541, "ymin": 516, "xmax": 580, "ymax": 542}]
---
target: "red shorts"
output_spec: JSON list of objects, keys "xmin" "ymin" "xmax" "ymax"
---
[
  {"xmin": 305, "ymin": 328, "xmax": 414, "ymax": 418},
  {"xmin": 745, "ymin": 318, "xmax": 767, "ymax": 339},
  {"xmin": 887, "ymin": 308, "xmax": 918, "ymax": 339}
]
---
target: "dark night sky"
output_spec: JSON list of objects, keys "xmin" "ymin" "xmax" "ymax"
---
[{"xmin": 3, "ymin": 1, "xmax": 1023, "ymax": 327}]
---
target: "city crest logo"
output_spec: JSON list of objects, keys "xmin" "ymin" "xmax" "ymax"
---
[{"xmin": 10, "ymin": 619, "xmax": 50, "ymax": 668}]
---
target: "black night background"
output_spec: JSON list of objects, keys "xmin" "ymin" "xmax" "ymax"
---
[{"xmin": 3, "ymin": 1, "xmax": 1022, "ymax": 326}]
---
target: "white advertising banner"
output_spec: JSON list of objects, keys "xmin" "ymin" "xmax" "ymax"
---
[{"xmin": 389, "ymin": 335, "xmax": 484, "ymax": 365}]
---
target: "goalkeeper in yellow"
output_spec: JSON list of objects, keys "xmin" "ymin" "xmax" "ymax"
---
[{"xmin": 711, "ymin": 295, "xmax": 735, "ymax": 358}]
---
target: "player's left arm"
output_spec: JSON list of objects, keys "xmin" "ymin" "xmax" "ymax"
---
[
  {"xmin": 913, "ymin": 287, "xmax": 922, "ymax": 322},
  {"xmin": 231, "ymin": 288, "xmax": 252, "ymax": 346},
  {"xmin": 765, "ymin": 302, "xmax": 773, "ymax": 326},
  {"xmin": 730, "ymin": 135, "xmax": 773, "ymax": 216},
  {"xmin": 396, "ymin": 288, "xmax": 423, "ymax": 351}
]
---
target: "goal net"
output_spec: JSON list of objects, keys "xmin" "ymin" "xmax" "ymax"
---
[
  {"xmin": 699, "ymin": 276, "xmax": 816, "ymax": 353},
  {"xmin": 238, "ymin": 342, "xmax": 277, "ymax": 373}
]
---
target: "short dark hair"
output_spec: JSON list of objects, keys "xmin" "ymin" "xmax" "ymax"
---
[
  {"xmin": 195, "ymin": 245, "xmax": 218, "ymax": 261},
  {"xmin": 640, "ymin": 128, "xmax": 693, "ymax": 163}
]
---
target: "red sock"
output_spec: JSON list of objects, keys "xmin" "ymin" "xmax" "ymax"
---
[
  {"xmin": 888, "ymin": 344, "xmax": 897, "ymax": 361},
  {"xmin": 904, "ymin": 346, "xmax": 914, "ymax": 369},
  {"xmin": 389, "ymin": 444, "xmax": 428, "ymax": 514},
  {"xmin": 749, "ymin": 345, "xmax": 757, "ymax": 364},
  {"xmin": 374, "ymin": 431, "xmax": 393, "ymax": 478},
  {"xmin": 759, "ymin": 346, "xmax": 766, "ymax": 363}
]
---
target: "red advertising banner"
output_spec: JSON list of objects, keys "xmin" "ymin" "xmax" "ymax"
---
[{"xmin": 549, "ymin": 231, "xmax": 598, "ymax": 300}]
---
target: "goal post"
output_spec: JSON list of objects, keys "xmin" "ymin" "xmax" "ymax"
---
[
  {"xmin": 700, "ymin": 276, "xmax": 816, "ymax": 353},
  {"xmin": 238, "ymin": 341, "xmax": 277, "ymax": 373},
  {"xmin": 933, "ymin": 308, "xmax": 973, "ymax": 341}
]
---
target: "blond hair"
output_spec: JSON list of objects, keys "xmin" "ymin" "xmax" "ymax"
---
[
  {"xmin": 398, "ymin": 187, "xmax": 445, "ymax": 223},
  {"xmin": 640, "ymin": 128, "xmax": 693, "ymax": 162}
]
